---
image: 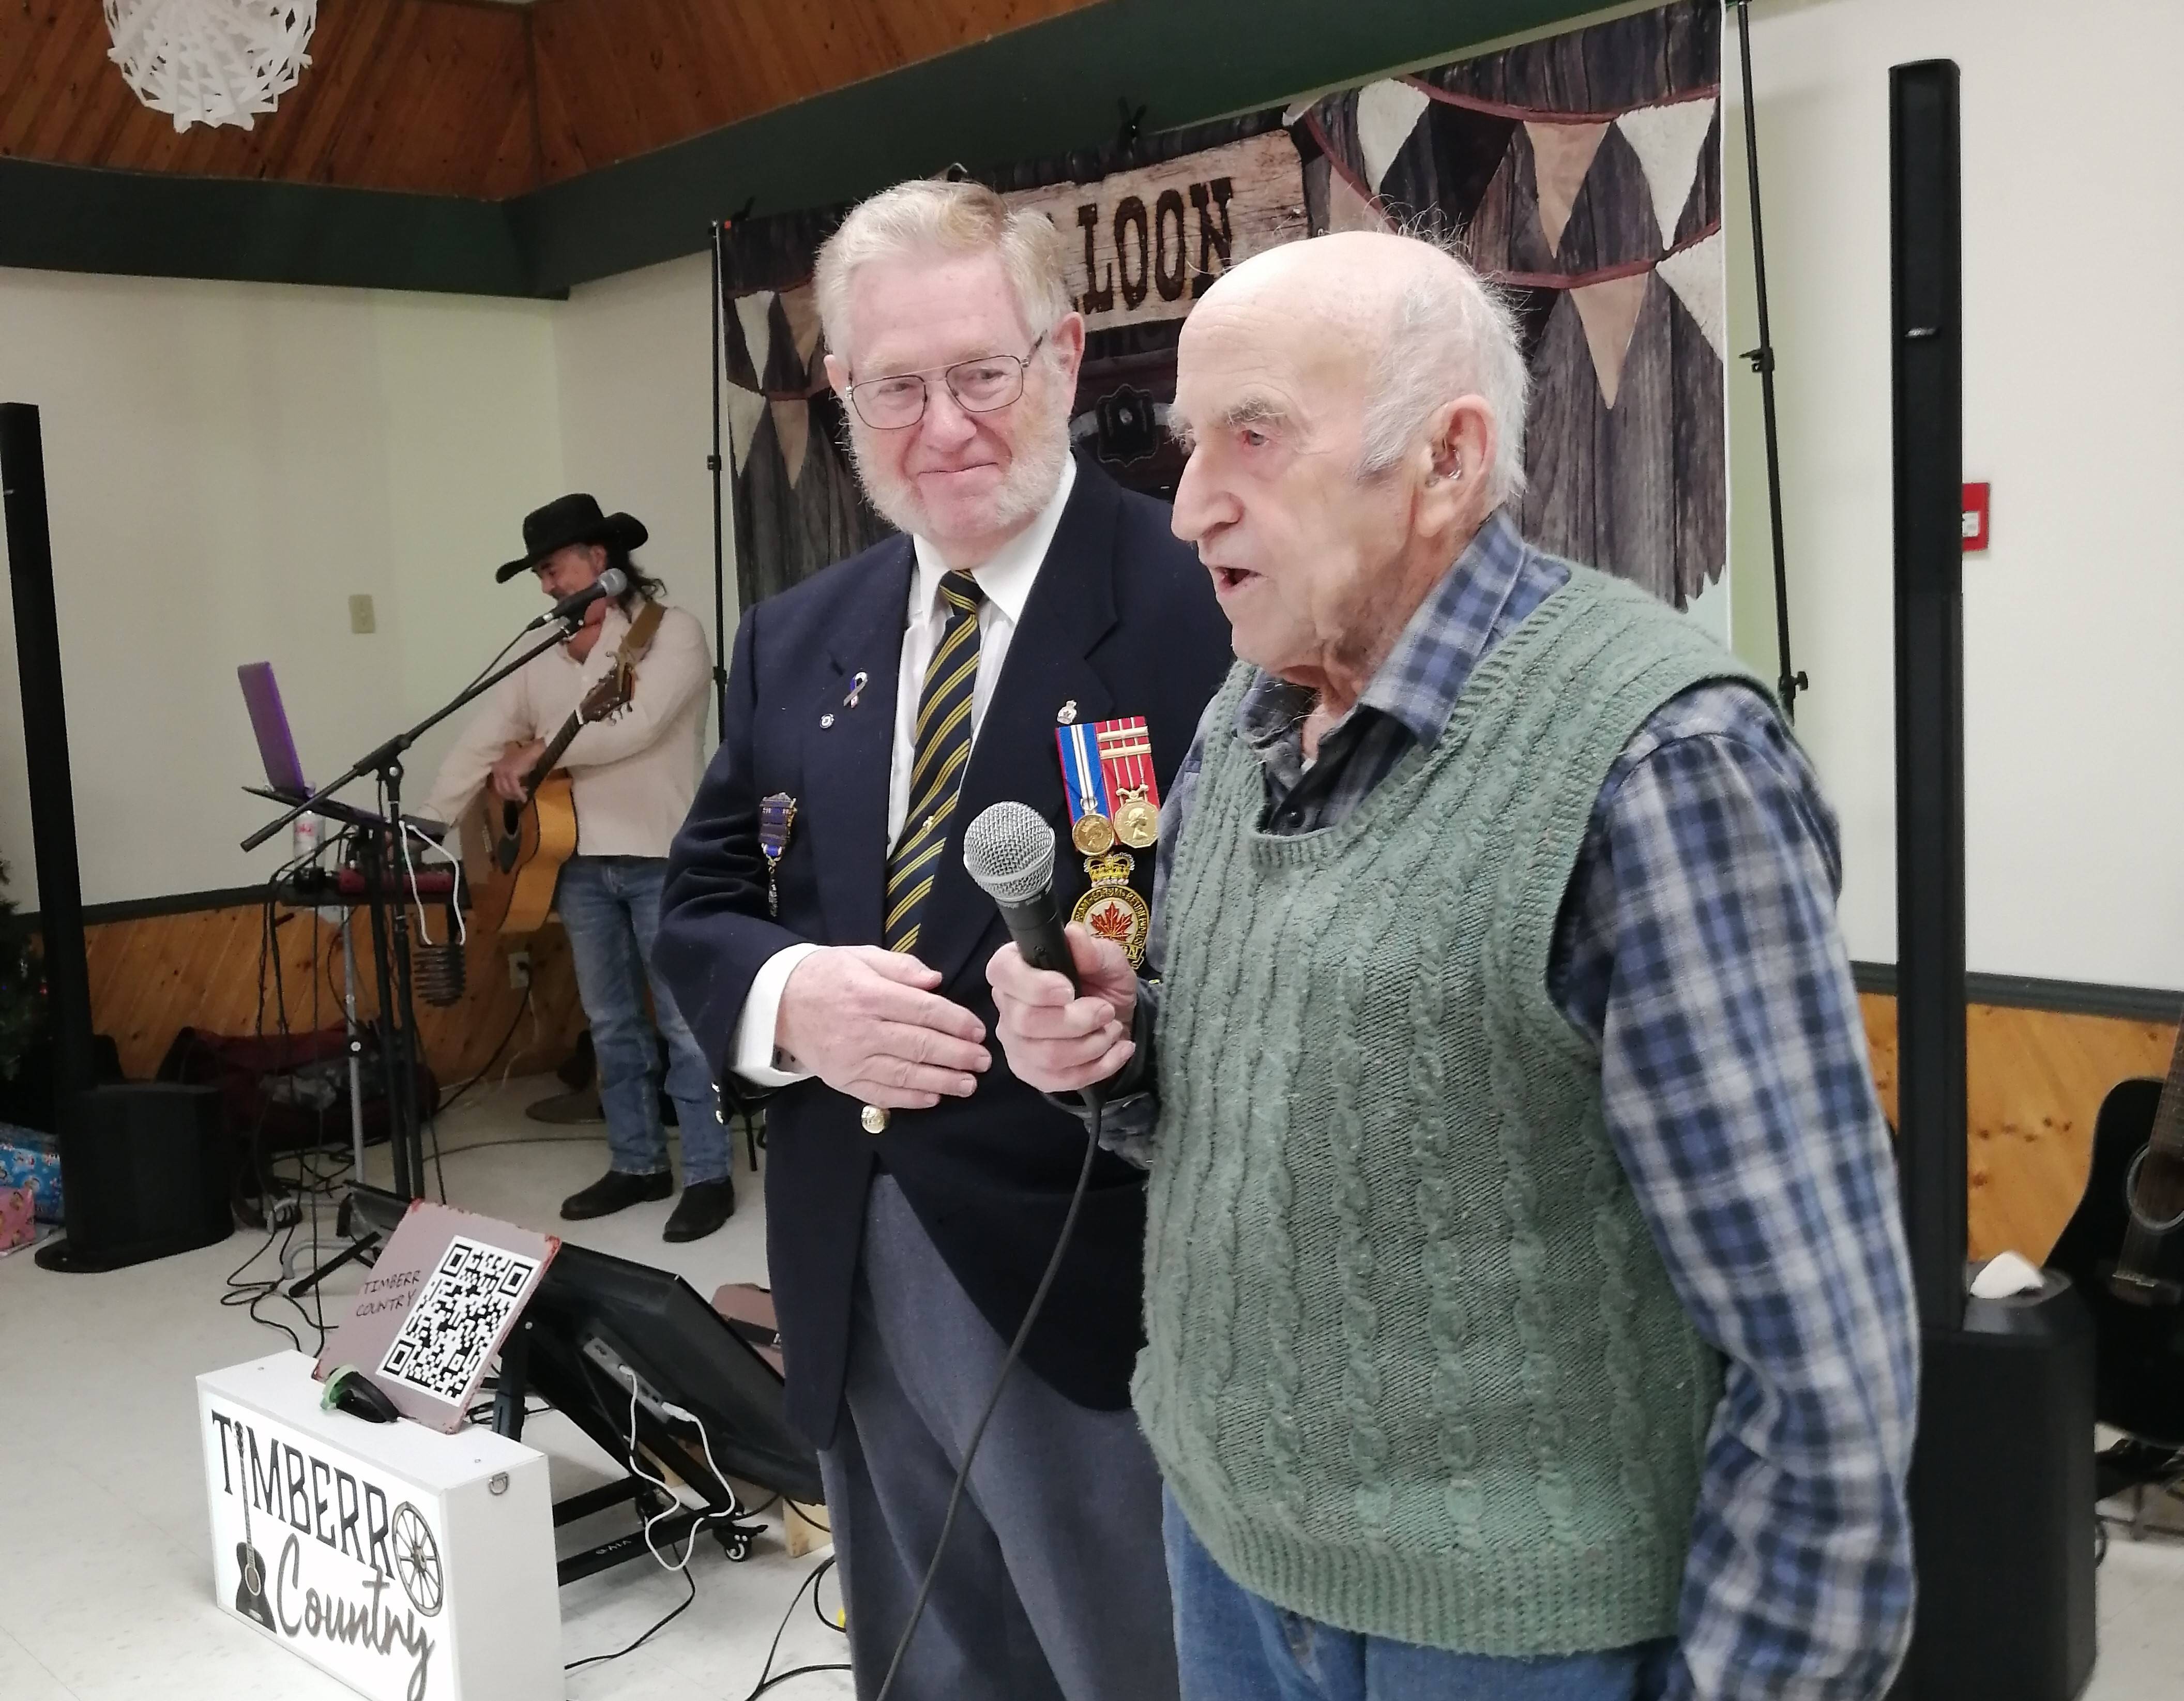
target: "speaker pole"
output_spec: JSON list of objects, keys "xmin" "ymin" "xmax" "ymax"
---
[
  {"xmin": 1, "ymin": 404, "xmax": 96, "ymax": 1108},
  {"xmin": 708, "ymin": 218, "xmax": 731, "ymax": 749},
  {"xmin": 1890, "ymin": 61, "xmax": 1969, "ymax": 1330},
  {"xmin": 1734, "ymin": 1, "xmax": 1808, "ymax": 717},
  {"xmin": 1886, "ymin": 63, "xmax": 2097, "ymax": 1700}
]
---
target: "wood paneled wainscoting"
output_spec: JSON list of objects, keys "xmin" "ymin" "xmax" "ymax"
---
[
  {"xmin": 1857, "ymin": 989, "xmax": 2179, "ymax": 1265},
  {"xmin": 84, "ymin": 895, "xmax": 588, "ymax": 1088}
]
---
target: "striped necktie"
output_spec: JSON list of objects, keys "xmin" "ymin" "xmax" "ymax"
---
[{"xmin": 884, "ymin": 570, "xmax": 986, "ymax": 955}]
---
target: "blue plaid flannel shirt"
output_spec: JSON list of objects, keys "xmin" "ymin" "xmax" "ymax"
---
[{"xmin": 1103, "ymin": 511, "xmax": 1918, "ymax": 1699}]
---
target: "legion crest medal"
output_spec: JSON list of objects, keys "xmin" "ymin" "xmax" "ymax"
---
[
  {"xmin": 1056, "ymin": 717, "xmax": 1159, "ymax": 965},
  {"xmin": 758, "ymin": 793, "xmax": 797, "ymax": 917}
]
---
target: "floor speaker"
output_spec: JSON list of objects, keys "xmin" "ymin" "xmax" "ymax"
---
[
  {"xmin": 1895, "ymin": 1291, "xmax": 2098, "ymax": 1699},
  {"xmin": 35, "ymin": 1083, "xmax": 233, "ymax": 1272}
]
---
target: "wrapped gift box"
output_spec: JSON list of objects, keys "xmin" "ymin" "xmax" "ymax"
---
[
  {"xmin": 0, "ymin": 1123, "xmax": 62, "ymax": 1221},
  {"xmin": 1, "ymin": 1182, "xmax": 34, "ymax": 1253}
]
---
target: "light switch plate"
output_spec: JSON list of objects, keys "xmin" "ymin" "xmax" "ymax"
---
[{"xmin": 348, "ymin": 594, "xmax": 376, "ymax": 634}]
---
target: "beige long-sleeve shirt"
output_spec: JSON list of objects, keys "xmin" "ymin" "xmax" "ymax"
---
[{"xmin": 420, "ymin": 600, "xmax": 711, "ymax": 860}]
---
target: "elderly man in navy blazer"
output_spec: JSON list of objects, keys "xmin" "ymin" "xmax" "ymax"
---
[{"xmin": 654, "ymin": 179, "xmax": 1231, "ymax": 1701}]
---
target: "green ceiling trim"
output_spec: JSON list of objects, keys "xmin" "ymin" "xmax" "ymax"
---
[
  {"xmin": 0, "ymin": 157, "xmax": 545, "ymax": 297},
  {"xmin": 1, "ymin": 0, "xmax": 1633, "ymax": 298}
]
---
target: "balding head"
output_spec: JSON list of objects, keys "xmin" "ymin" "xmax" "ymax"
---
[
  {"xmin": 1196, "ymin": 231, "xmax": 1529, "ymax": 501},
  {"xmin": 1169, "ymin": 231, "xmax": 1525, "ymax": 711}
]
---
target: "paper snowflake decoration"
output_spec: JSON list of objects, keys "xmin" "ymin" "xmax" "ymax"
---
[{"xmin": 104, "ymin": 0, "xmax": 317, "ymax": 133}]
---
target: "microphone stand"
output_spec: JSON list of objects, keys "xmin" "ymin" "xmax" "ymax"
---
[{"xmin": 246, "ymin": 617, "xmax": 581, "ymax": 1293}]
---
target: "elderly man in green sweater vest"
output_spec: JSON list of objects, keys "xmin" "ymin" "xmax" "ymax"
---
[{"xmin": 989, "ymin": 231, "xmax": 1918, "ymax": 1701}]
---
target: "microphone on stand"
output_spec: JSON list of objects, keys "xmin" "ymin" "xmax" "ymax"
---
[
  {"xmin": 523, "ymin": 566, "xmax": 628, "ymax": 631},
  {"xmin": 410, "ymin": 905, "xmax": 466, "ymax": 1008}
]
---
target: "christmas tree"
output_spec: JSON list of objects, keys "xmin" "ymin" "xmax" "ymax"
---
[{"xmin": 0, "ymin": 857, "xmax": 44, "ymax": 1080}]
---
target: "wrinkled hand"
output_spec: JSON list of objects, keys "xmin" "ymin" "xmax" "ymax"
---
[
  {"xmin": 491, "ymin": 740, "xmax": 548, "ymax": 803},
  {"xmin": 987, "ymin": 924, "xmax": 1136, "ymax": 1095},
  {"xmin": 777, "ymin": 946, "xmax": 991, "ymax": 1110}
]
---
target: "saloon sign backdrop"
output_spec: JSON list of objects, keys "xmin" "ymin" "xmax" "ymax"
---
[
  {"xmin": 1001, "ymin": 131, "xmax": 1305, "ymax": 332},
  {"xmin": 717, "ymin": 2, "xmax": 1724, "ymax": 616}
]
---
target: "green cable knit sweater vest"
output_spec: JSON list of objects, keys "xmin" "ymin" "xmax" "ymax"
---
[{"xmin": 1136, "ymin": 566, "xmax": 1763, "ymax": 1656}]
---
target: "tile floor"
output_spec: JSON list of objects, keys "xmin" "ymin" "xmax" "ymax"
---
[
  {"xmin": 3, "ymin": 1075, "xmax": 2181, "ymax": 1697},
  {"xmin": 0, "ymin": 1078, "xmax": 850, "ymax": 1700}
]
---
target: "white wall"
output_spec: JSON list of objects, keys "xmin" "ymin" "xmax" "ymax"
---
[
  {"xmin": 0, "ymin": 269, "xmax": 560, "ymax": 907},
  {"xmin": 0, "ymin": 253, "xmax": 732, "ymax": 911},
  {"xmin": 553, "ymin": 252, "xmax": 723, "ymax": 742},
  {"xmin": 1726, "ymin": 0, "xmax": 2184, "ymax": 988}
]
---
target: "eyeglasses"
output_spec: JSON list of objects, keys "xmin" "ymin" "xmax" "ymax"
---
[{"xmin": 845, "ymin": 335, "xmax": 1046, "ymax": 430}]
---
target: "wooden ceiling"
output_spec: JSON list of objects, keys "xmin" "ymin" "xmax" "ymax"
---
[{"xmin": 0, "ymin": 0, "xmax": 1101, "ymax": 199}]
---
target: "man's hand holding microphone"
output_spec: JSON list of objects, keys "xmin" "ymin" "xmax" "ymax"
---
[
  {"xmin": 987, "ymin": 926, "xmax": 1136, "ymax": 1097},
  {"xmin": 963, "ymin": 800, "xmax": 1136, "ymax": 1101}
]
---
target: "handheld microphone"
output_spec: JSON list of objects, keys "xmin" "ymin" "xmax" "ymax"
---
[
  {"xmin": 963, "ymin": 800, "xmax": 1111, "ymax": 1119},
  {"xmin": 963, "ymin": 800, "xmax": 1078, "ymax": 982},
  {"xmin": 524, "ymin": 566, "xmax": 628, "ymax": 631}
]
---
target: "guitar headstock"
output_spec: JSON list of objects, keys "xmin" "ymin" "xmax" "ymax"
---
[{"xmin": 579, "ymin": 660, "xmax": 634, "ymax": 726}]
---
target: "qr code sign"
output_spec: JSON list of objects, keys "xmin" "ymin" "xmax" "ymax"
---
[{"xmin": 378, "ymin": 1235, "xmax": 542, "ymax": 1404}]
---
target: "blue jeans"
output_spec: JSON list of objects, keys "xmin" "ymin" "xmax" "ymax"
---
[
  {"xmin": 1164, "ymin": 1491, "xmax": 1673, "ymax": 1701},
  {"xmin": 555, "ymin": 856, "xmax": 727, "ymax": 1186}
]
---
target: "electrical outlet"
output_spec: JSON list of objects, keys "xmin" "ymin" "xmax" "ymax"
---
[
  {"xmin": 507, "ymin": 948, "xmax": 531, "ymax": 990},
  {"xmin": 348, "ymin": 594, "xmax": 376, "ymax": 634}
]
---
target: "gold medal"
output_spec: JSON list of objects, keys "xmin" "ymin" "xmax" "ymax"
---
[
  {"xmin": 1113, "ymin": 787, "xmax": 1158, "ymax": 850},
  {"xmin": 1071, "ymin": 851, "xmax": 1151, "ymax": 966},
  {"xmin": 1071, "ymin": 811, "xmax": 1116, "ymax": 856}
]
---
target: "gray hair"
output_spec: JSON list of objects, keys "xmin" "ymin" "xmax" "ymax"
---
[
  {"xmin": 814, "ymin": 178, "xmax": 1073, "ymax": 367},
  {"xmin": 1356, "ymin": 235, "xmax": 1531, "ymax": 507}
]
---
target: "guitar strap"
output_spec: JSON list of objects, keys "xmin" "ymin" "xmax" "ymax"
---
[{"xmin": 615, "ymin": 598, "xmax": 667, "ymax": 671}]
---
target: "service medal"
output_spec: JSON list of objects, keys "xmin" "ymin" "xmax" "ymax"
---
[
  {"xmin": 1113, "ymin": 788, "xmax": 1158, "ymax": 850},
  {"xmin": 1071, "ymin": 851, "xmax": 1152, "ymax": 966},
  {"xmin": 1057, "ymin": 722, "xmax": 1115, "ymax": 861},
  {"xmin": 1071, "ymin": 812, "xmax": 1116, "ymax": 856},
  {"xmin": 1094, "ymin": 718, "xmax": 1162, "ymax": 849}
]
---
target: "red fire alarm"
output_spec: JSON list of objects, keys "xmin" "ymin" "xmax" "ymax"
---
[{"xmin": 1962, "ymin": 482, "xmax": 1991, "ymax": 552}]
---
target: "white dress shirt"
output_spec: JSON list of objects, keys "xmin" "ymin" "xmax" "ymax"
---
[{"xmin": 730, "ymin": 456, "xmax": 1078, "ymax": 1086}]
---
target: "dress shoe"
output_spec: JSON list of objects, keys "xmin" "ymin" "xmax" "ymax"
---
[
  {"xmin": 663, "ymin": 1178, "xmax": 736, "ymax": 1243},
  {"xmin": 559, "ymin": 1167, "xmax": 673, "ymax": 1221}
]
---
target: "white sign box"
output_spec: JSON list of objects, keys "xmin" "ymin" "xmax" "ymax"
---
[{"xmin": 200, "ymin": 1351, "xmax": 561, "ymax": 1701}]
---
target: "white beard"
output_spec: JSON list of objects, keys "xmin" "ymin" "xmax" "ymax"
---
[{"xmin": 846, "ymin": 380, "xmax": 1074, "ymax": 547}]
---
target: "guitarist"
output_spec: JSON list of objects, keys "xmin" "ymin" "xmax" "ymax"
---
[{"xmin": 419, "ymin": 493, "xmax": 731, "ymax": 1242}]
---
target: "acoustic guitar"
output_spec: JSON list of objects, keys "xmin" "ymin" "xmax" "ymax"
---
[
  {"xmin": 2048, "ymin": 1017, "xmax": 2184, "ymax": 1448},
  {"xmin": 464, "ymin": 662, "xmax": 634, "ymax": 939}
]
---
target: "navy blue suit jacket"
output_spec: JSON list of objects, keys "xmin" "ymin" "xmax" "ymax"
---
[{"xmin": 655, "ymin": 460, "xmax": 1232, "ymax": 1446}]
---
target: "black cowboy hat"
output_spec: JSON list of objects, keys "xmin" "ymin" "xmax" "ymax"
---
[{"xmin": 496, "ymin": 493, "xmax": 649, "ymax": 582}]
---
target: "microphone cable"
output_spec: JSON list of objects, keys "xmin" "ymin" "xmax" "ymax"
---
[{"xmin": 870, "ymin": 1098, "xmax": 1104, "ymax": 1701}]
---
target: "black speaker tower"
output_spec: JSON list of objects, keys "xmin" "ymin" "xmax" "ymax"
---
[
  {"xmin": 4, "ymin": 402, "xmax": 233, "ymax": 1271},
  {"xmin": 0, "ymin": 404, "xmax": 95, "ymax": 1112},
  {"xmin": 1886, "ymin": 62, "xmax": 2095, "ymax": 1700}
]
